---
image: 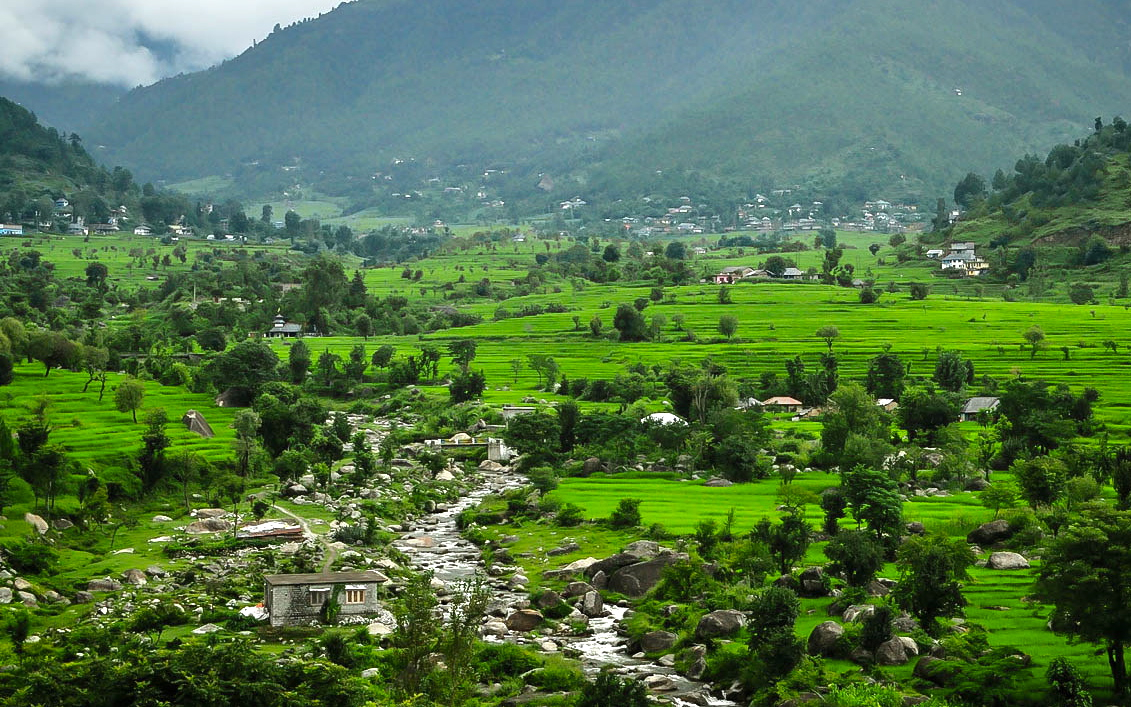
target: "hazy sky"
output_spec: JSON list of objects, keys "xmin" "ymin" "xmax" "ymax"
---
[{"xmin": 1, "ymin": 0, "xmax": 342, "ymax": 87}]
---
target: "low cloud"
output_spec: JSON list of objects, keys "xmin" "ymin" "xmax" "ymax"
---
[{"xmin": 0, "ymin": 0, "xmax": 341, "ymax": 87}]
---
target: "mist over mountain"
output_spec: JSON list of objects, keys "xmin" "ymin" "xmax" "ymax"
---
[{"xmin": 80, "ymin": 0, "xmax": 1131, "ymax": 208}]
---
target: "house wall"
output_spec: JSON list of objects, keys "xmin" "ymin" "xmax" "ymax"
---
[{"xmin": 266, "ymin": 581, "xmax": 384, "ymax": 628}]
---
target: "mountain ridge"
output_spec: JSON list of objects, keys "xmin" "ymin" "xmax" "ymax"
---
[{"xmin": 80, "ymin": 0, "xmax": 1131, "ymax": 209}]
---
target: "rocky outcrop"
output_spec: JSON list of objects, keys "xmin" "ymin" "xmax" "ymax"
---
[
  {"xmin": 640, "ymin": 630, "xmax": 679, "ymax": 653},
  {"xmin": 843, "ymin": 604, "xmax": 875, "ymax": 623},
  {"xmin": 967, "ymin": 519, "xmax": 1013, "ymax": 545},
  {"xmin": 986, "ymin": 552, "xmax": 1030, "ymax": 570},
  {"xmin": 579, "ymin": 591, "xmax": 604, "ymax": 618},
  {"xmin": 607, "ymin": 554, "xmax": 686, "ymax": 596},
  {"xmin": 505, "ymin": 609, "xmax": 544, "ymax": 632},
  {"xmin": 185, "ymin": 518, "xmax": 233, "ymax": 533},
  {"xmin": 807, "ymin": 621, "xmax": 844, "ymax": 656},
  {"xmin": 562, "ymin": 581, "xmax": 595, "ymax": 598},
  {"xmin": 797, "ymin": 566, "xmax": 828, "ymax": 597},
  {"xmin": 913, "ymin": 656, "xmax": 948, "ymax": 684},
  {"xmin": 695, "ymin": 609, "xmax": 747, "ymax": 640},
  {"xmin": 875, "ymin": 636, "xmax": 911, "ymax": 665},
  {"xmin": 122, "ymin": 568, "xmax": 148, "ymax": 586},
  {"xmin": 24, "ymin": 513, "xmax": 48, "ymax": 535}
]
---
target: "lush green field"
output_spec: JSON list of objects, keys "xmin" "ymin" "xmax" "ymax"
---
[
  {"xmin": 0, "ymin": 362, "xmax": 238, "ymax": 469},
  {"xmin": 276, "ymin": 277, "xmax": 1131, "ymax": 440},
  {"xmin": 8, "ymin": 232, "xmax": 296, "ymax": 290},
  {"xmin": 522, "ymin": 472, "xmax": 1112, "ymax": 694}
]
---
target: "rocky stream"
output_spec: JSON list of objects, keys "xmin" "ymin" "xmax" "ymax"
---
[{"xmin": 392, "ymin": 464, "xmax": 738, "ymax": 706}]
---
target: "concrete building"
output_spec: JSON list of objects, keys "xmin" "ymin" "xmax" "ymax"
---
[{"xmin": 264, "ymin": 571, "xmax": 389, "ymax": 628}]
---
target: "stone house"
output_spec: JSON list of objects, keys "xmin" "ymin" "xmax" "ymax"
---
[{"xmin": 264, "ymin": 571, "xmax": 389, "ymax": 628}]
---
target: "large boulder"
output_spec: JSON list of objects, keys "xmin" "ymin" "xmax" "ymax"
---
[
  {"xmin": 585, "ymin": 553, "xmax": 645, "ymax": 579},
  {"xmin": 579, "ymin": 591, "xmax": 604, "ymax": 618},
  {"xmin": 966, "ymin": 519, "xmax": 1013, "ymax": 545},
  {"xmin": 193, "ymin": 508, "xmax": 228, "ymax": 519},
  {"xmin": 87, "ymin": 578, "xmax": 122, "ymax": 592},
  {"xmin": 843, "ymin": 604, "xmax": 876, "ymax": 623},
  {"xmin": 798, "ymin": 567, "xmax": 828, "ymax": 597},
  {"xmin": 608, "ymin": 554, "xmax": 685, "ymax": 596},
  {"xmin": 24, "ymin": 513, "xmax": 48, "ymax": 535},
  {"xmin": 913, "ymin": 656, "xmax": 948, "ymax": 684},
  {"xmin": 122, "ymin": 568, "xmax": 148, "ymax": 586},
  {"xmin": 986, "ymin": 552, "xmax": 1030, "ymax": 570},
  {"xmin": 875, "ymin": 637, "xmax": 911, "ymax": 665},
  {"xmin": 563, "ymin": 581, "xmax": 595, "ymax": 598},
  {"xmin": 643, "ymin": 674, "xmax": 677, "ymax": 691},
  {"xmin": 807, "ymin": 621, "xmax": 844, "ymax": 657},
  {"xmin": 505, "ymin": 609, "xmax": 544, "ymax": 632},
  {"xmin": 622, "ymin": 540, "xmax": 661, "ymax": 558},
  {"xmin": 185, "ymin": 518, "xmax": 233, "ymax": 534},
  {"xmin": 536, "ymin": 590, "xmax": 564, "ymax": 610},
  {"xmin": 0, "ymin": 588, "xmax": 11, "ymax": 604},
  {"xmin": 583, "ymin": 457, "xmax": 603, "ymax": 475},
  {"xmin": 640, "ymin": 630, "xmax": 679, "ymax": 653},
  {"xmin": 695, "ymin": 609, "xmax": 747, "ymax": 640}
]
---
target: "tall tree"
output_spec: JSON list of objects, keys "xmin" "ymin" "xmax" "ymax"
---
[
  {"xmin": 137, "ymin": 408, "xmax": 171, "ymax": 492},
  {"xmin": 114, "ymin": 377, "xmax": 145, "ymax": 423},
  {"xmin": 1036, "ymin": 505, "xmax": 1131, "ymax": 698},
  {"xmin": 288, "ymin": 339, "xmax": 311, "ymax": 384},
  {"xmin": 865, "ymin": 349, "xmax": 906, "ymax": 400},
  {"xmin": 893, "ymin": 535, "xmax": 973, "ymax": 635}
]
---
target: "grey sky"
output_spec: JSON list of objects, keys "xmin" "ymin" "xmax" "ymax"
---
[{"xmin": 0, "ymin": 0, "xmax": 342, "ymax": 87}]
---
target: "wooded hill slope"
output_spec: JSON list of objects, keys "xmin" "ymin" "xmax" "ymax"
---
[
  {"xmin": 84, "ymin": 0, "xmax": 1131, "ymax": 207},
  {"xmin": 947, "ymin": 118, "xmax": 1131, "ymax": 256},
  {"xmin": 0, "ymin": 97, "xmax": 134, "ymax": 222}
]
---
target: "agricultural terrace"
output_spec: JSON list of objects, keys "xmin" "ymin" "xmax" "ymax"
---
[{"xmin": 271, "ymin": 281, "xmax": 1131, "ymax": 440}]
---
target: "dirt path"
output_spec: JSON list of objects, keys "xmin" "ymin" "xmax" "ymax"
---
[{"xmin": 272, "ymin": 504, "xmax": 338, "ymax": 573}]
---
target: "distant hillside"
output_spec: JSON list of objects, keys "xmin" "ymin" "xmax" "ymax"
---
[
  {"xmin": 947, "ymin": 119, "xmax": 1131, "ymax": 253},
  {"xmin": 0, "ymin": 79, "xmax": 124, "ymax": 135},
  {"xmin": 82, "ymin": 0, "xmax": 1131, "ymax": 209},
  {"xmin": 0, "ymin": 97, "xmax": 138, "ymax": 225}
]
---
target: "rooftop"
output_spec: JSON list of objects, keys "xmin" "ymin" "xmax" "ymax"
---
[
  {"xmin": 265, "ymin": 571, "xmax": 390, "ymax": 586},
  {"xmin": 962, "ymin": 397, "xmax": 1000, "ymax": 414}
]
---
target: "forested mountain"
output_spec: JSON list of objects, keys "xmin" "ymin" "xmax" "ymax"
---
[{"xmin": 82, "ymin": 0, "xmax": 1131, "ymax": 208}]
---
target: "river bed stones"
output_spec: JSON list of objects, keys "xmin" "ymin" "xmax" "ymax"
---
[{"xmin": 505, "ymin": 609, "xmax": 544, "ymax": 632}]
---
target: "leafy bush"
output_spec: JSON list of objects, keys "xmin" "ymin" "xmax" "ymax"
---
[
  {"xmin": 526, "ymin": 659, "xmax": 585, "ymax": 692},
  {"xmin": 555, "ymin": 503, "xmax": 585, "ymax": 527},
  {"xmin": 608, "ymin": 498, "xmax": 642, "ymax": 528},
  {"xmin": 3, "ymin": 541, "xmax": 57, "ymax": 575},
  {"xmin": 476, "ymin": 642, "xmax": 540, "ymax": 681},
  {"xmin": 577, "ymin": 671, "xmax": 649, "ymax": 707}
]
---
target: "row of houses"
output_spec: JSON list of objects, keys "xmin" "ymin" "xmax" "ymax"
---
[
  {"xmin": 738, "ymin": 394, "xmax": 999, "ymax": 424},
  {"xmin": 712, "ymin": 265, "xmax": 814, "ymax": 284}
]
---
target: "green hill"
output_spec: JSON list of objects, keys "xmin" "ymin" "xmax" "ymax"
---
[
  {"xmin": 82, "ymin": 0, "xmax": 1131, "ymax": 208},
  {"xmin": 0, "ymin": 96, "xmax": 137, "ymax": 224},
  {"xmin": 948, "ymin": 119, "xmax": 1131, "ymax": 251}
]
